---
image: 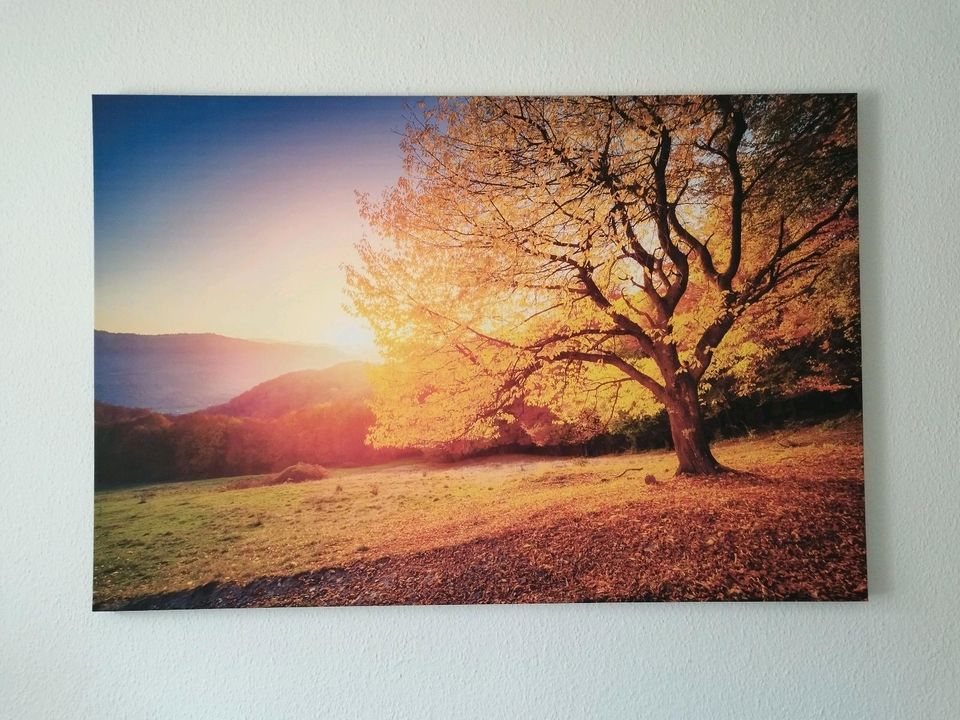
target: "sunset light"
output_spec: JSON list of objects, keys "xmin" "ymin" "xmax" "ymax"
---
[
  {"xmin": 94, "ymin": 96, "xmax": 411, "ymax": 351},
  {"xmin": 93, "ymin": 95, "xmax": 865, "ymax": 610}
]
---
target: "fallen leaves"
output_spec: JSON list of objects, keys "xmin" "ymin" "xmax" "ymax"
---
[{"xmin": 98, "ymin": 421, "xmax": 867, "ymax": 609}]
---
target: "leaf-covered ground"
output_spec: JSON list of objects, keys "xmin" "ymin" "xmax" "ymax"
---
[{"xmin": 95, "ymin": 418, "xmax": 866, "ymax": 609}]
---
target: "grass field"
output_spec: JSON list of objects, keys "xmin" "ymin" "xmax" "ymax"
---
[{"xmin": 93, "ymin": 417, "xmax": 866, "ymax": 608}]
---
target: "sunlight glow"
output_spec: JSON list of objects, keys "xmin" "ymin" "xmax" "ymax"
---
[{"xmin": 94, "ymin": 96, "xmax": 409, "ymax": 350}]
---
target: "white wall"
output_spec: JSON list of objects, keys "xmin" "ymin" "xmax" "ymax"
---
[{"xmin": 1, "ymin": 2, "xmax": 958, "ymax": 717}]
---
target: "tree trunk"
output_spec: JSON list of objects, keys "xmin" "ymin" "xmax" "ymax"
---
[{"xmin": 663, "ymin": 377, "xmax": 722, "ymax": 475}]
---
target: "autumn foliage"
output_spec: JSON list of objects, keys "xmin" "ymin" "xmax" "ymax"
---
[
  {"xmin": 348, "ymin": 95, "xmax": 859, "ymax": 474},
  {"xmin": 92, "ymin": 95, "xmax": 869, "ymax": 610}
]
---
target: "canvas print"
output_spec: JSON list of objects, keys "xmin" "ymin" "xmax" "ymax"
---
[{"xmin": 94, "ymin": 95, "xmax": 866, "ymax": 609}]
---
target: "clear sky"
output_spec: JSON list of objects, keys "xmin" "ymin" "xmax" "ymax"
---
[{"xmin": 94, "ymin": 95, "xmax": 414, "ymax": 353}]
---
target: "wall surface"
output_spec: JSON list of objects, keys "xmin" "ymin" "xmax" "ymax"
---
[{"xmin": 1, "ymin": 1, "xmax": 958, "ymax": 718}]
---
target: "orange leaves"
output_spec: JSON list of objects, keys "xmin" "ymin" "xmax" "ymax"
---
[
  {"xmin": 345, "ymin": 96, "xmax": 860, "ymax": 452},
  {"xmin": 105, "ymin": 421, "xmax": 867, "ymax": 608}
]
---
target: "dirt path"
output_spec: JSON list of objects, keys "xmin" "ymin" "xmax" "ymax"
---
[{"xmin": 99, "ymin": 469, "xmax": 867, "ymax": 609}]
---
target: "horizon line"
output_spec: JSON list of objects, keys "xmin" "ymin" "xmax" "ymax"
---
[{"xmin": 94, "ymin": 328, "xmax": 351, "ymax": 348}]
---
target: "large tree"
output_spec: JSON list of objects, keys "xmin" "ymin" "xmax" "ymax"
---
[{"xmin": 348, "ymin": 95, "xmax": 859, "ymax": 474}]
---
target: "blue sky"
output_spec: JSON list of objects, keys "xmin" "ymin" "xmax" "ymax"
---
[{"xmin": 94, "ymin": 95, "xmax": 416, "ymax": 350}]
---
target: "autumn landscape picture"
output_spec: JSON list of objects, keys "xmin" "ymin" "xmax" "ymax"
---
[{"xmin": 94, "ymin": 95, "xmax": 865, "ymax": 609}]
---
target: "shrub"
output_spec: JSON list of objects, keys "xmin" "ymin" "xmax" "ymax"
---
[
  {"xmin": 224, "ymin": 463, "xmax": 329, "ymax": 490},
  {"xmin": 274, "ymin": 463, "xmax": 330, "ymax": 483}
]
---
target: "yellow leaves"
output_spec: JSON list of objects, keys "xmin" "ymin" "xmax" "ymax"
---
[{"xmin": 346, "ymin": 96, "xmax": 860, "ymax": 451}]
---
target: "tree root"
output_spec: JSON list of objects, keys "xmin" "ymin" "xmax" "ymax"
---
[{"xmin": 611, "ymin": 468, "xmax": 660, "ymax": 484}]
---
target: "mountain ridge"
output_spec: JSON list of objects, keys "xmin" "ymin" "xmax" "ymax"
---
[
  {"xmin": 203, "ymin": 361, "xmax": 372, "ymax": 418},
  {"xmin": 95, "ymin": 330, "xmax": 351, "ymax": 414},
  {"xmin": 94, "ymin": 360, "xmax": 392, "ymax": 487}
]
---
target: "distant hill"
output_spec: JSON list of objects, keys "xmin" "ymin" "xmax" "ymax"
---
[
  {"xmin": 95, "ymin": 331, "xmax": 349, "ymax": 414},
  {"xmin": 205, "ymin": 362, "xmax": 372, "ymax": 418},
  {"xmin": 94, "ymin": 361, "xmax": 407, "ymax": 487}
]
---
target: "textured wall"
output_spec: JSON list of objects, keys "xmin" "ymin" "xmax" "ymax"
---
[{"xmin": 1, "ymin": 1, "xmax": 958, "ymax": 717}]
